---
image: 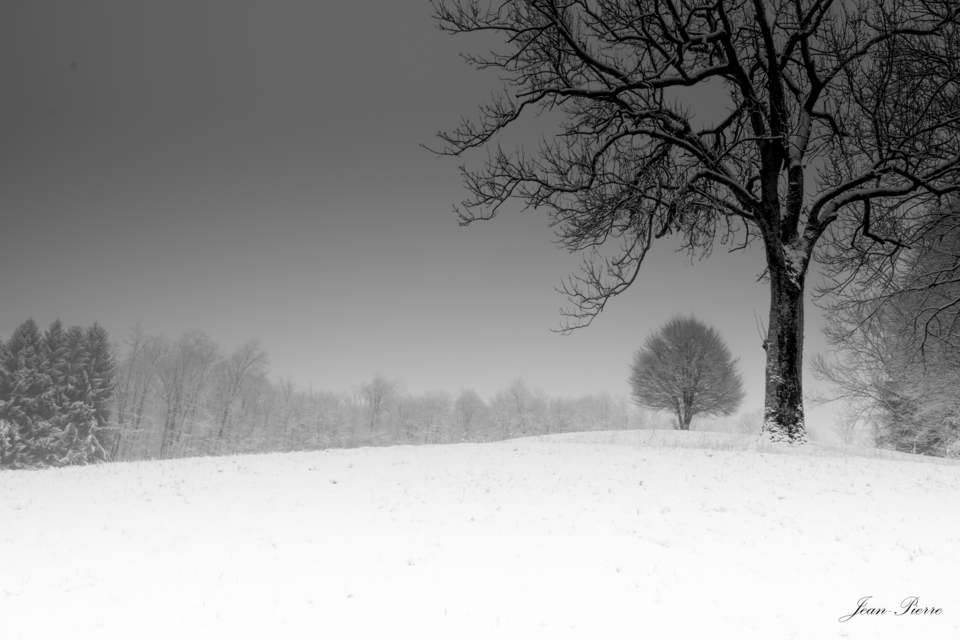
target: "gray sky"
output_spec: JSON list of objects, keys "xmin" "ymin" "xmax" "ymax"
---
[{"xmin": 0, "ymin": 1, "xmax": 840, "ymax": 430}]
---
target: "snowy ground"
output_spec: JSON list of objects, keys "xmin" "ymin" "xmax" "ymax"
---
[{"xmin": 2, "ymin": 430, "xmax": 959, "ymax": 640}]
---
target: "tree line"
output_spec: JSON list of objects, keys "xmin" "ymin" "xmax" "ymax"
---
[
  {"xmin": 1, "ymin": 321, "xmax": 646, "ymax": 468},
  {"xmin": 112, "ymin": 329, "xmax": 639, "ymax": 459},
  {"xmin": 5, "ymin": 291, "xmax": 958, "ymax": 469}
]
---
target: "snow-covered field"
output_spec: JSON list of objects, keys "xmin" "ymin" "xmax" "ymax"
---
[{"xmin": 2, "ymin": 430, "xmax": 959, "ymax": 639}]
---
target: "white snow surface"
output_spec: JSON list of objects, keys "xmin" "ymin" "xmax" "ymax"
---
[{"xmin": 2, "ymin": 430, "xmax": 959, "ymax": 640}]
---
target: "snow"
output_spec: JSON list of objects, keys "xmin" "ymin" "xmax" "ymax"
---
[
  {"xmin": 783, "ymin": 244, "xmax": 808, "ymax": 283},
  {"xmin": 2, "ymin": 430, "xmax": 959, "ymax": 640}
]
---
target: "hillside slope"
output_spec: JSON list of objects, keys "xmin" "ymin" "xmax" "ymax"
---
[{"xmin": 2, "ymin": 430, "xmax": 958, "ymax": 639}]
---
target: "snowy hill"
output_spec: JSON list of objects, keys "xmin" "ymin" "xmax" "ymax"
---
[{"xmin": 2, "ymin": 430, "xmax": 958, "ymax": 639}]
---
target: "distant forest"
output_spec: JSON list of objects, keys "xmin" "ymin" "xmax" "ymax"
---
[{"xmin": 1, "ymin": 320, "xmax": 670, "ymax": 468}]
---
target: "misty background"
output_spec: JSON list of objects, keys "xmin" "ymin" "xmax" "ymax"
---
[{"xmin": 0, "ymin": 1, "xmax": 840, "ymax": 439}]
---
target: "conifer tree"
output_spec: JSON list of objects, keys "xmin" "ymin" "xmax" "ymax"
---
[
  {"xmin": 0, "ymin": 337, "xmax": 10, "ymax": 461},
  {"xmin": 43, "ymin": 320, "xmax": 69, "ymax": 417},
  {"xmin": 0, "ymin": 337, "xmax": 10, "ymax": 403},
  {"xmin": 0, "ymin": 320, "xmax": 55, "ymax": 466},
  {"xmin": 1, "ymin": 319, "xmax": 51, "ymax": 426},
  {"xmin": 64, "ymin": 325, "xmax": 89, "ymax": 406},
  {"xmin": 0, "ymin": 320, "xmax": 114, "ymax": 467},
  {"xmin": 84, "ymin": 324, "xmax": 116, "ymax": 428}
]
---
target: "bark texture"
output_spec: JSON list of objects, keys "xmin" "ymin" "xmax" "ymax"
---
[{"xmin": 762, "ymin": 267, "xmax": 807, "ymax": 443}]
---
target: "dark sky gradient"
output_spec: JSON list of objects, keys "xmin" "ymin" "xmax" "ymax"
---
[{"xmin": 1, "ymin": 2, "xmax": 840, "ymax": 432}]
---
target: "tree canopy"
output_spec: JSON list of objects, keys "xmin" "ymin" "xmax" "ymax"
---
[{"xmin": 630, "ymin": 316, "xmax": 744, "ymax": 429}]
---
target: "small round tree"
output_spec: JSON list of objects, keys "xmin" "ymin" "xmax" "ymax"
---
[{"xmin": 630, "ymin": 317, "xmax": 744, "ymax": 431}]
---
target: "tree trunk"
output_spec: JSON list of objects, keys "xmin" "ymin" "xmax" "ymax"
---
[
  {"xmin": 160, "ymin": 397, "xmax": 181, "ymax": 458},
  {"xmin": 109, "ymin": 426, "xmax": 123, "ymax": 460},
  {"xmin": 674, "ymin": 404, "xmax": 692, "ymax": 430},
  {"xmin": 160, "ymin": 414, "xmax": 175, "ymax": 457},
  {"xmin": 763, "ymin": 266, "xmax": 807, "ymax": 443}
]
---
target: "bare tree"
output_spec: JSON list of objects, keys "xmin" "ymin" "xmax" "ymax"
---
[
  {"xmin": 820, "ymin": 198, "xmax": 960, "ymax": 352},
  {"xmin": 432, "ymin": 0, "xmax": 960, "ymax": 443},
  {"xmin": 630, "ymin": 316, "xmax": 744, "ymax": 430},
  {"xmin": 112, "ymin": 325, "xmax": 145, "ymax": 459},
  {"xmin": 399, "ymin": 392, "xmax": 453, "ymax": 443},
  {"xmin": 454, "ymin": 388, "xmax": 488, "ymax": 441},
  {"xmin": 156, "ymin": 331, "xmax": 219, "ymax": 457},
  {"xmin": 815, "ymin": 305, "xmax": 960, "ymax": 455},
  {"xmin": 276, "ymin": 378, "xmax": 297, "ymax": 443},
  {"xmin": 214, "ymin": 340, "xmax": 268, "ymax": 441},
  {"xmin": 113, "ymin": 330, "xmax": 165, "ymax": 459},
  {"xmin": 490, "ymin": 379, "xmax": 546, "ymax": 438},
  {"xmin": 114, "ymin": 325, "xmax": 144, "ymax": 438},
  {"xmin": 360, "ymin": 375, "xmax": 397, "ymax": 438},
  {"xmin": 816, "ymin": 205, "xmax": 960, "ymax": 455}
]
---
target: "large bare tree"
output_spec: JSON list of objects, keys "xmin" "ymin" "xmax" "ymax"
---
[{"xmin": 431, "ymin": 0, "xmax": 960, "ymax": 442}]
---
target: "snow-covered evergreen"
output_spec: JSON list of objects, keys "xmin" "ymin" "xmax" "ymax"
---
[{"xmin": 0, "ymin": 319, "xmax": 114, "ymax": 468}]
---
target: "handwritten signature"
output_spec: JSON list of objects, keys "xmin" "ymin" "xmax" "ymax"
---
[{"xmin": 839, "ymin": 596, "xmax": 943, "ymax": 622}]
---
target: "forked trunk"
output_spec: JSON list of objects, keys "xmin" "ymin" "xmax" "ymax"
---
[{"xmin": 763, "ymin": 265, "xmax": 807, "ymax": 443}]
